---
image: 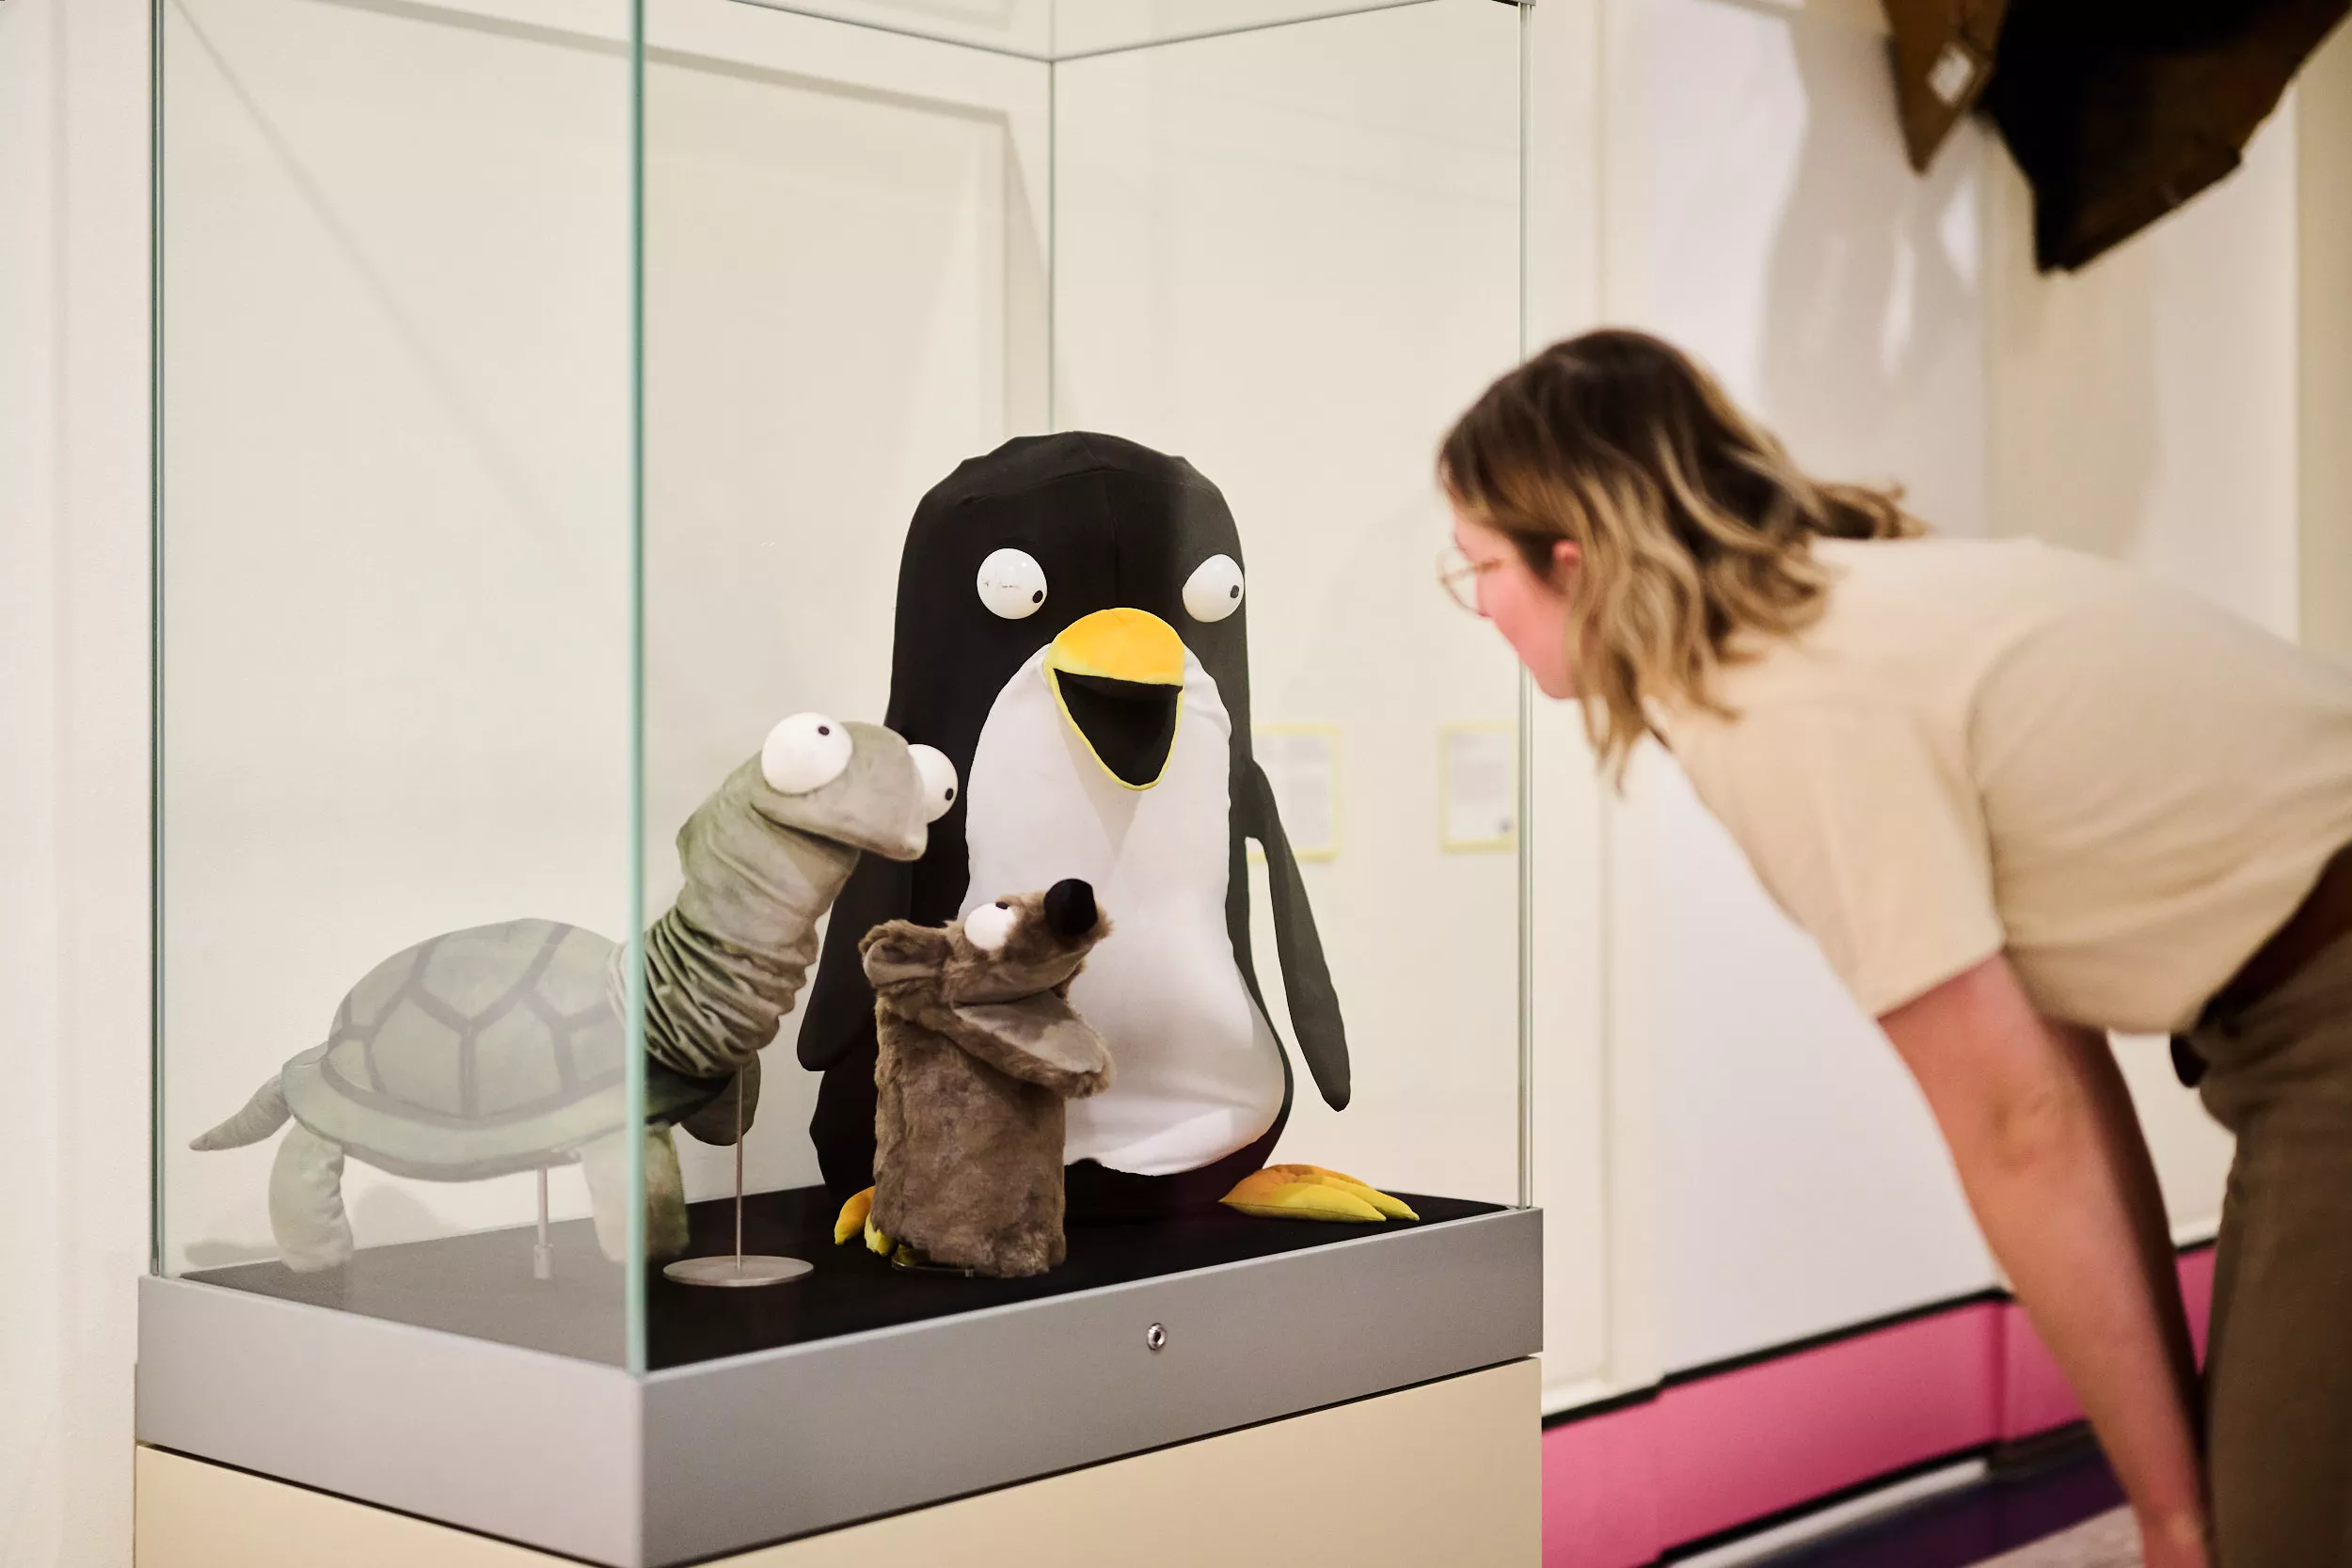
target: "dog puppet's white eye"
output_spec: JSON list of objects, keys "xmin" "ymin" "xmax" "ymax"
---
[
  {"xmin": 1183, "ymin": 554, "xmax": 1245, "ymax": 623},
  {"xmin": 761, "ymin": 713, "xmax": 853, "ymax": 796},
  {"xmin": 910, "ymin": 744, "xmax": 958, "ymax": 824},
  {"xmin": 977, "ymin": 548, "xmax": 1048, "ymax": 620},
  {"xmin": 963, "ymin": 901, "xmax": 1016, "ymax": 953}
]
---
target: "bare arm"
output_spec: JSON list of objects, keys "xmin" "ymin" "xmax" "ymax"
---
[{"xmin": 1878, "ymin": 955, "xmax": 2207, "ymax": 1567}]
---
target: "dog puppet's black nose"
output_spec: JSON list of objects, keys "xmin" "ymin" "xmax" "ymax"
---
[{"xmin": 1044, "ymin": 879, "xmax": 1098, "ymax": 939}]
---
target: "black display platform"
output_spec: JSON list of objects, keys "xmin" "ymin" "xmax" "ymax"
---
[{"xmin": 188, "ymin": 1183, "xmax": 1502, "ymax": 1370}]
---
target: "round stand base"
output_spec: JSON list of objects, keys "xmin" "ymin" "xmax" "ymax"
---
[{"xmin": 662, "ymin": 1255, "xmax": 813, "ymax": 1289}]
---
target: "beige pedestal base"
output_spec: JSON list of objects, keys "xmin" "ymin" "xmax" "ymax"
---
[{"xmin": 136, "ymin": 1358, "xmax": 1538, "ymax": 1567}]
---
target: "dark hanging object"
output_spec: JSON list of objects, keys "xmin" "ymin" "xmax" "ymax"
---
[
  {"xmin": 1884, "ymin": 0, "xmax": 2011, "ymax": 172},
  {"xmin": 1885, "ymin": 0, "xmax": 2349, "ymax": 272}
]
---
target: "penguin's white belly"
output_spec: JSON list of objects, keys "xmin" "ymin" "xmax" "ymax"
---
[{"xmin": 961, "ymin": 650, "xmax": 1285, "ymax": 1176}]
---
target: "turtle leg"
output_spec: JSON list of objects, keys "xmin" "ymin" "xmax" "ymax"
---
[
  {"xmin": 269, "ymin": 1125, "xmax": 355, "ymax": 1273},
  {"xmin": 644, "ymin": 1127, "xmax": 688, "ymax": 1261},
  {"xmin": 580, "ymin": 1127, "xmax": 690, "ymax": 1264}
]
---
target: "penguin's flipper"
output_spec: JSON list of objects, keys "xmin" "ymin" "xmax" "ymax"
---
[
  {"xmin": 1241, "ymin": 760, "xmax": 1351, "ymax": 1109},
  {"xmin": 1220, "ymin": 1164, "xmax": 1418, "ymax": 1223}
]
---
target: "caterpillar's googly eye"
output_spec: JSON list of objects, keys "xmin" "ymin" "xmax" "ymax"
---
[
  {"xmin": 908, "ymin": 744, "xmax": 959, "ymax": 824},
  {"xmin": 761, "ymin": 713, "xmax": 854, "ymax": 795}
]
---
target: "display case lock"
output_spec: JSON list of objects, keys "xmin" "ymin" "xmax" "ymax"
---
[{"xmin": 1145, "ymin": 1323, "xmax": 1168, "ymax": 1353}]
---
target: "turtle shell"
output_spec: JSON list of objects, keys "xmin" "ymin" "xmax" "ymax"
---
[{"xmin": 280, "ymin": 919, "xmax": 715, "ymax": 1180}]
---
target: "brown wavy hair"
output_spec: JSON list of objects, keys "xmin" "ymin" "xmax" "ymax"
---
[{"xmin": 1438, "ymin": 329, "xmax": 1923, "ymax": 776}]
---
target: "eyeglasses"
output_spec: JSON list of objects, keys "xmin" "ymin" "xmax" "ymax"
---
[{"xmin": 1437, "ymin": 546, "xmax": 1502, "ymax": 615}]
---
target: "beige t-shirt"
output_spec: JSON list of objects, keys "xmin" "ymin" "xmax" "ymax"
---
[{"xmin": 1655, "ymin": 536, "xmax": 2352, "ymax": 1034}]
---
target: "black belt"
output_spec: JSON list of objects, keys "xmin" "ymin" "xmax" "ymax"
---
[{"xmin": 2172, "ymin": 838, "xmax": 2352, "ymax": 1087}]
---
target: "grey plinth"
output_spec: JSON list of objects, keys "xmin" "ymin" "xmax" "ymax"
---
[{"xmin": 137, "ymin": 1206, "xmax": 1542, "ymax": 1566}]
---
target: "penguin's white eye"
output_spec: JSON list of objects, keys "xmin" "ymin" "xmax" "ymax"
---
[
  {"xmin": 977, "ymin": 548, "xmax": 1048, "ymax": 621},
  {"xmin": 1183, "ymin": 554, "xmax": 1245, "ymax": 623},
  {"xmin": 909, "ymin": 744, "xmax": 958, "ymax": 824},
  {"xmin": 761, "ymin": 713, "xmax": 853, "ymax": 796},
  {"xmin": 963, "ymin": 902, "xmax": 1016, "ymax": 953}
]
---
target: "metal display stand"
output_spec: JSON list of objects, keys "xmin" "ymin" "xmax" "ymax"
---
[{"xmin": 662, "ymin": 1085, "xmax": 811, "ymax": 1289}]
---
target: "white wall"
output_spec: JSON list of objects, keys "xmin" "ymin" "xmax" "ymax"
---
[
  {"xmin": 1554, "ymin": 0, "xmax": 2308, "ymax": 1391},
  {"xmin": 6, "ymin": 0, "xmax": 2334, "ymax": 1553},
  {"xmin": 1520, "ymin": 0, "xmax": 1619, "ymax": 1404},
  {"xmin": 1981, "ymin": 86, "xmax": 2312, "ymax": 1245},
  {"xmin": 1, "ymin": 3, "xmax": 152, "ymax": 1564},
  {"xmin": 1592, "ymin": 0, "xmax": 1999, "ymax": 1380},
  {"xmin": 1984, "ymin": 111, "xmax": 2301, "ymax": 635}
]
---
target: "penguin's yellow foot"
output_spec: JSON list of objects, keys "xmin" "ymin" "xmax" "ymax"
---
[
  {"xmin": 1220, "ymin": 1164, "xmax": 1419, "ymax": 1223},
  {"xmin": 833, "ymin": 1187, "xmax": 897, "ymax": 1256}
]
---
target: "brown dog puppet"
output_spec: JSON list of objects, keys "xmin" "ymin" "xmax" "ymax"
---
[{"xmin": 842, "ymin": 879, "xmax": 1112, "ymax": 1277}]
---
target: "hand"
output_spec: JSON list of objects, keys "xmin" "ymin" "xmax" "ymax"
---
[{"xmin": 2137, "ymin": 1508, "xmax": 2212, "ymax": 1568}]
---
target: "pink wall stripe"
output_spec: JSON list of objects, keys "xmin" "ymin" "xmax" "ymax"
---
[
  {"xmin": 1543, "ymin": 1405, "xmax": 1662, "ymax": 1568},
  {"xmin": 1649, "ymin": 1306, "xmax": 2001, "ymax": 1547},
  {"xmin": 1544, "ymin": 1249, "xmax": 2217, "ymax": 1568}
]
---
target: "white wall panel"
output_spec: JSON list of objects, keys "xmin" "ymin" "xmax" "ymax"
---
[
  {"xmin": 1985, "ymin": 109, "xmax": 2300, "ymax": 637},
  {"xmin": 1600, "ymin": 0, "xmax": 2000, "ymax": 1374},
  {"xmin": 3, "ymin": 2, "xmax": 153, "ymax": 1562},
  {"xmin": 1983, "ymin": 90, "xmax": 2308, "ymax": 1242}
]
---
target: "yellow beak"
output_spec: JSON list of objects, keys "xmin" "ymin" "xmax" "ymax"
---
[
  {"xmin": 1045, "ymin": 610, "xmax": 1186, "ymax": 790},
  {"xmin": 1047, "ymin": 609, "xmax": 1185, "ymax": 687}
]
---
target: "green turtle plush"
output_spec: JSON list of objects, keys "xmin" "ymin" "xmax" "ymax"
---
[{"xmin": 189, "ymin": 715, "xmax": 957, "ymax": 1273}]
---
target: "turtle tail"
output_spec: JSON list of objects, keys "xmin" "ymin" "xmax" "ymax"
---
[{"xmin": 190, "ymin": 1076, "xmax": 292, "ymax": 1150}]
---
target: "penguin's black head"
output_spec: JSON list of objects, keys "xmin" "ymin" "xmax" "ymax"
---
[{"xmin": 888, "ymin": 432, "xmax": 1255, "ymax": 805}]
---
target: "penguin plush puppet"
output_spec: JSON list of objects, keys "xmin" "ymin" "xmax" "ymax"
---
[{"xmin": 801, "ymin": 433, "xmax": 1412, "ymax": 1226}]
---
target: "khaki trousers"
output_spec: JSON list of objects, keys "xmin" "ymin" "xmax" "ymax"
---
[{"xmin": 2181, "ymin": 931, "xmax": 2352, "ymax": 1568}]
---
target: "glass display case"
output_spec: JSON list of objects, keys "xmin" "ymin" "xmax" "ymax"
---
[{"xmin": 145, "ymin": 0, "xmax": 1538, "ymax": 1560}]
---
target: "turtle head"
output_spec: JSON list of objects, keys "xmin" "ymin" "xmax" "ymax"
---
[{"xmin": 752, "ymin": 713, "xmax": 953, "ymax": 862}]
